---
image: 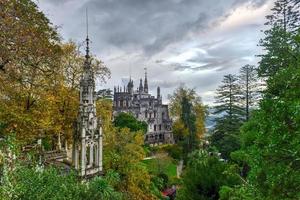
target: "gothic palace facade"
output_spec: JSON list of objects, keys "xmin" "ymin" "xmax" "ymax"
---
[{"xmin": 113, "ymin": 71, "xmax": 174, "ymax": 145}]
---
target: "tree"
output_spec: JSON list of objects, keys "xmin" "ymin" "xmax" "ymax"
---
[
  {"xmin": 226, "ymin": 28, "xmax": 300, "ymax": 200},
  {"xmin": 225, "ymin": 1, "xmax": 300, "ymax": 197},
  {"xmin": 177, "ymin": 150, "xmax": 241, "ymax": 200},
  {"xmin": 211, "ymin": 74, "xmax": 244, "ymax": 159},
  {"xmin": 0, "ymin": 0, "xmax": 62, "ymax": 143},
  {"xmin": 258, "ymin": 0, "xmax": 300, "ymax": 78},
  {"xmin": 104, "ymin": 127, "xmax": 155, "ymax": 200},
  {"xmin": 181, "ymin": 96, "xmax": 197, "ymax": 154},
  {"xmin": 169, "ymin": 86, "xmax": 206, "ymax": 158},
  {"xmin": 266, "ymin": 0, "xmax": 300, "ymax": 33},
  {"xmin": 114, "ymin": 112, "xmax": 148, "ymax": 134},
  {"xmin": 96, "ymin": 98, "xmax": 113, "ymax": 132},
  {"xmin": 238, "ymin": 65, "xmax": 262, "ymax": 121}
]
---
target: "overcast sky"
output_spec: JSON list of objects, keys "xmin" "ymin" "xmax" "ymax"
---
[{"xmin": 35, "ymin": 0, "xmax": 274, "ymax": 105}]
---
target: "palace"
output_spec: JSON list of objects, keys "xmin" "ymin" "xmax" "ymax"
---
[{"xmin": 113, "ymin": 70, "xmax": 174, "ymax": 145}]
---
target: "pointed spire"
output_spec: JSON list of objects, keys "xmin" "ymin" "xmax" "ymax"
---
[
  {"xmin": 85, "ymin": 8, "xmax": 90, "ymax": 60},
  {"xmin": 139, "ymin": 78, "xmax": 143, "ymax": 93},
  {"xmin": 144, "ymin": 67, "xmax": 148, "ymax": 93},
  {"xmin": 129, "ymin": 66, "xmax": 132, "ymax": 81}
]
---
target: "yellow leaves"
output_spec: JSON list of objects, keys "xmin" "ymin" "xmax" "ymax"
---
[
  {"xmin": 194, "ymin": 104, "xmax": 206, "ymax": 139},
  {"xmin": 124, "ymin": 163, "xmax": 155, "ymax": 200},
  {"xmin": 96, "ymin": 99, "xmax": 113, "ymax": 132},
  {"xmin": 172, "ymin": 120, "xmax": 189, "ymax": 137},
  {"xmin": 103, "ymin": 126, "xmax": 156, "ymax": 199},
  {"xmin": 169, "ymin": 86, "xmax": 207, "ymax": 140}
]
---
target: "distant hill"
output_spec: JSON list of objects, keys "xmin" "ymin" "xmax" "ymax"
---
[{"xmin": 205, "ymin": 107, "xmax": 221, "ymax": 132}]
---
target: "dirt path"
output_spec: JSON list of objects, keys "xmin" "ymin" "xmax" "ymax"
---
[{"xmin": 177, "ymin": 160, "xmax": 183, "ymax": 178}]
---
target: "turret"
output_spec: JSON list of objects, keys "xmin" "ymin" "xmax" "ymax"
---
[
  {"xmin": 139, "ymin": 78, "xmax": 143, "ymax": 93},
  {"xmin": 127, "ymin": 77, "xmax": 134, "ymax": 94},
  {"xmin": 157, "ymin": 86, "xmax": 160, "ymax": 99},
  {"xmin": 144, "ymin": 68, "xmax": 148, "ymax": 93}
]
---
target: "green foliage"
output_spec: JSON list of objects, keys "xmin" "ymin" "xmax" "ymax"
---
[
  {"xmin": 0, "ymin": 166, "xmax": 123, "ymax": 200},
  {"xmin": 219, "ymin": 185, "xmax": 258, "ymax": 200},
  {"xmin": 258, "ymin": 0, "xmax": 299, "ymax": 78},
  {"xmin": 211, "ymin": 74, "xmax": 244, "ymax": 159},
  {"xmin": 181, "ymin": 96, "xmax": 197, "ymax": 154},
  {"xmin": 87, "ymin": 176, "xmax": 123, "ymax": 200},
  {"xmin": 231, "ymin": 84, "xmax": 300, "ymax": 199},
  {"xmin": 177, "ymin": 150, "xmax": 241, "ymax": 200},
  {"xmin": 114, "ymin": 112, "xmax": 148, "ymax": 133},
  {"xmin": 169, "ymin": 86, "xmax": 206, "ymax": 160},
  {"xmin": 104, "ymin": 127, "xmax": 156, "ymax": 199},
  {"xmin": 161, "ymin": 144, "xmax": 183, "ymax": 161},
  {"xmin": 227, "ymin": 3, "xmax": 300, "ymax": 197},
  {"xmin": 143, "ymin": 156, "xmax": 177, "ymax": 179}
]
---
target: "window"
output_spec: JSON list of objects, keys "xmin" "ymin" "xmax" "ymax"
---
[
  {"xmin": 154, "ymin": 125, "xmax": 157, "ymax": 131},
  {"xmin": 162, "ymin": 112, "xmax": 165, "ymax": 119},
  {"xmin": 145, "ymin": 111, "xmax": 148, "ymax": 118},
  {"xmin": 159, "ymin": 124, "xmax": 161, "ymax": 131}
]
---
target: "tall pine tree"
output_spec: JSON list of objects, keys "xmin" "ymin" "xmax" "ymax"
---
[
  {"xmin": 238, "ymin": 64, "xmax": 262, "ymax": 121},
  {"xmin": 258, "ymin": 0, "xmax": 300, "ymax": 78},
  {"xmin": 211, "ymin": 74, "xmax": 243, "ymax": 159}
]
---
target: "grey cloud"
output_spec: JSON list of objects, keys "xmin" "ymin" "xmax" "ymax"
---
[
  {"xmin": 37, "ymin": 0, "xmax": 271, "ymax": 105},
  {"xmin": 70, "ymin": 0, "xmax": 268, "ymax": 56},
  {"xmin": 151, "ymin": 80, "xmax": 184, "ymax": 89}
]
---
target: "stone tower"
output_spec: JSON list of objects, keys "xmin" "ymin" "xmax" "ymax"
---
[
  {"xmin": 72, "ymin": 17, "xmax": 103, "ymax": 177},
  {"xmin": 144, "ymin": 68, "xmax": 148, "ymax": 93}
]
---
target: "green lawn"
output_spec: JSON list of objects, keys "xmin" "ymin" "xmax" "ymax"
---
[{"xmin": 142, "ymin": 158, "xmax": 177, "ymax": 178}]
